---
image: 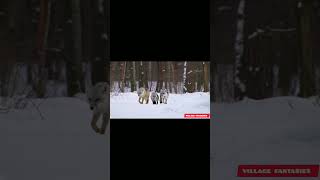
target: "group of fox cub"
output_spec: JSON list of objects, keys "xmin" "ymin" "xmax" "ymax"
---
[{"xmin": 137, "ymin": 87, "xmax": 169, "ymax": 104}]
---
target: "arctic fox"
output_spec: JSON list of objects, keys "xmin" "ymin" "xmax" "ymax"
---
[
  {"xmin": 150, "ymin": 91, "xmax": 159, "ymax": 104},
  {"xmin": 87, "ymin": 82, "xmax": 109, "ymax": 134},
  {"xmin": 137, "ymin": 87, "xmax": 150, "ymax": 104},
  {"xmin": 160, "ymin": 88, "xmax": 169, "ymax": 104}
]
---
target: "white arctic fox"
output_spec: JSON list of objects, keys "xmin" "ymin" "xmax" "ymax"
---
[
  {"xmin": 150, "ymin": 91, "xmax": 159, "ymax": 104},
  {"xmin": 87, "ymin": 82, "xmax": 109, "ymax": 134},
  {"xmin": 160, "ymin": 88, "xmax": 169, "ymax": 104},
  {"xmin": 137, "ymin": 87, "xmax": 150, "ymax": 104}
]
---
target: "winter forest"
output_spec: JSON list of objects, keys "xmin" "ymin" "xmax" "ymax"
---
[
  {"xmin": 213, "ymin": 0, "xmax": 320, "ymax": 102},
  {"xmin": 0, "ymin": 1, "xmax": 109, "ymax": 180},
  {"xmin": 110, "ymin": 61, "xmax": 210, "ymax": 119},
  {"xmin": 212, "ymin": 1, "xmax": 320, "ymax": 180},
  {"xmin": 0, "ymin": 0, "xmax": 109, "ymax": 106},
  {"xmin": 110, "ymin": 61, "xmax": 210, "ymax": 94}
]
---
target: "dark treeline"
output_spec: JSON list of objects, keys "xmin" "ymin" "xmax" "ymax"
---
[
  {"xmin": 110, "ymin": 61, "xmax": 210, "ymax": 94},
  {"xmin": 0, "ymin": 0, "xmax": 109, "ymax": 99}
]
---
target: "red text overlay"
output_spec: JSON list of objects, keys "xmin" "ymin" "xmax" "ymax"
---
[
  {"xmin": 184, "ymin": 114, "xmax": 210, "ymax": 118},
  {"xmin": 237, "ymin": 165, "xmax": 319, "ymax": 177}
]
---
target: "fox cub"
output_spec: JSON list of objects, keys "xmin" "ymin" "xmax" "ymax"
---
[{"xmin": 87, "ymin": 82, "xmax": 109, "ymax": 134}]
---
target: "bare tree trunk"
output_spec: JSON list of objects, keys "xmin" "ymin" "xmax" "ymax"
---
[
  {"xmin": 185, "ymin": 62, "xmax": 195, "ymax": 93},
  {"xmin": 212, "ymin": 0, "xmax": 237, "ymax": 102},
  {"xmin": 131, "ymin": 61, "xmax": 136, "ymax": 91},
  {"xmin": 139, "ymin": 61, "xmax": 144, "ymax": 88},
  {"xmin": 0, "ymin": 0, "xmax": 17, "ymax": 104},
  {"xmin": 214, "ymin": 64, "xmax": 234, "ymax": 102},
  {"xmin": 203, "ymin": 62, "xmax": 209, "ymax": 92},
  {"xmin": 234, "ymin": 0, "xmax": 246, "ymax": 99},
  {"xmin": 123, "ymin": 61, "xmax": 126, "ymax": 90},
  {"xmin": 148, "ymin": 61, "xmax": 152, "ymax": 90},
  {"xmin": 82, "ymin": 0, "xmax": 93, "ymax": 63},
  {"xmin": 166, "ymin": 61, "xmax": 170, "ymax": 91},
  {"xmin": 298, "ymin": 0, "xmax": 315, "ymax": 97},
  {"xmin": 171, "ymin": 62, "xmax": 176, "ymax": 93},
  {"xmin": 143, "ymin": 62, "xmax": 148, "ymax": 89},
  {"xmin": 34, "ymin": 0, "xmax": 50, "ymax": 97},
  {"xmin": 67, "ymin": 0, "xmax": 82, "ymax": 96},
  {"xmin": 157, "ymin": 61, "xmax": 164, "ymax": 91},
  {"xmin": 182, "ymin": 61, "xmax": 187, "ymax": 93},
  {"xmin": 119, "ymin": 62, "xmax": 125, "ymax": 92}
]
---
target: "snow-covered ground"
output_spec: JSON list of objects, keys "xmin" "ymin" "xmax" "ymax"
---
[
  {"xmin": 0, "ymin": 97, "xmax": 109, "ymax": 180},
  {"xmin": 211, "ymin": 97, "xmax": 320, "ymax": 180},
  {"xmin": 110, "ymin": 92, "xmax": 210, "ymax": 119},
  {"xmin": 2, "ymin": 94, "xmax": 319, "ymax": 180}
]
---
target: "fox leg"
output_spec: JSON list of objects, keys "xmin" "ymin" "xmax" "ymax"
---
[
  {"xmin": 138, "ymin": 97, "xmax": 143, "ymax": 104},
  {"xmin": 157, "ymin": 95, "xmax": 159, "ymax": 104},
  {"xmin": 100, "ymin": 113, "xmax": 109, "ymax": 134},
  {"xmin": 91, "ymin": 112, "xmax": 100, "ymax": 133},
  {"xmin": 146, "ymin": 97, "xmax": 149, "ymax": 104}
]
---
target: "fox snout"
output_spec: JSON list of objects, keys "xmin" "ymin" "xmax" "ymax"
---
[{"xmin": 90, "ymin": 106, "xmax": 94, "ymax": 110}]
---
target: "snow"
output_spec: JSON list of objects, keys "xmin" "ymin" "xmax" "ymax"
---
[
  {"xmin": 110, "ymin": 92, "xmax": 210, "ymax": 119},
  {"xmin": 248, "ymin": 32, "xmax": 259, "ymax": 39},
  {"xmin": 0, "ymin": 97, "xmax": 109, "ymax": 180},
  {"xmin": 218, "ymin": 6, "xmax": 232, "ymax": 11},
  {"xmin": 248, "ymin": 28, "xmax": 265, "ymax": 39},
  {"xmin": 211, "ymin": 96, "xmax": 320, "ymax": 180},
  {"xmin": 257, "ymin": 28, "xmax": 264, "ymax": 33},
  {"xmin": 248, "ymin": 27, "xmax": 295, "ymax": 40}
]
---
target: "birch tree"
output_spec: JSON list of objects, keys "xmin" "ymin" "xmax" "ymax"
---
[
  {"xmin": 182, "ymin": 61, "xmax": 187, "ymax": 93},
  {"xmin": 234, "ymin": 0, "xmax": 246, "ymax": 98}
]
